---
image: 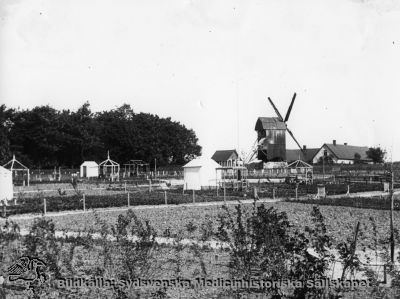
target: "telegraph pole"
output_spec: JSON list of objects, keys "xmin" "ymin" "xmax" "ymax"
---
[{"xmin": 390, "ymin": 164, "xmax": 395, "ymax": 263}]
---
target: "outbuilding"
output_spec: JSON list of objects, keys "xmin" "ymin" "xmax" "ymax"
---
[
  {"xmin": 183, "ymin": 157, "xmax": 221, "ymax": 190},
  {"xmin": 0, "ymin": 166, "xmax": 13, "ymax": 204},
  {"xmin": 80, "ymin": 161, "xmax": 99, "ymax": 178}
]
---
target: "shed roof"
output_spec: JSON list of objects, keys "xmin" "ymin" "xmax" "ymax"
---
[
  {"xmin": 211, "ymin": 150, "xmax": 238, "ymax": 162},
  {"xmin": 255, "ymin": 117, "xmax": 286, "ymax": 131},
  {"xmin": 323, "ymin": 144, "xmax": 371, "ymax": 161},
  {"xmin": 81, "ymin": 161, "xmax": 99, "ymax": 167},
  {"xmin": 183, "ymin": 157, "xmax": 221, "ymax": 169}
]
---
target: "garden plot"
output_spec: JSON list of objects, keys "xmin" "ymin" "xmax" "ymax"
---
[{"xmin": 6, "ymin": 201, "xmax": 399, "ymax": 251}]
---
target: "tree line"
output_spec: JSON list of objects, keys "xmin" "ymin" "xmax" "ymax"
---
[{"xmin": 0, "ymin": 103, "xmax": 202, "ymax": 168}]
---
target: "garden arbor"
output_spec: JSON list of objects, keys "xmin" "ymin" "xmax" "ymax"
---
[
  {"xmin": 123, "ymin": 160, "xmax": 150, "ymax": 177},
  {"xmin": 288, "ymin": 159, "xmax": 313, "ymax": 184},
  {"xmin": 3, "ymin": 155, "xmax": 30, "ymax": 186},
  {"xmin": 99, "ymin": 152, "xmax": 120, "ymax": 181}
]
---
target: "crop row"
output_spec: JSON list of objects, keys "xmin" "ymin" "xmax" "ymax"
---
[
  {"xmin": 288, "ymin": 196, "xmax": 400, "ymax": 211},
  {"xmin": 3, "ymin": 191, "xmax": 240, "ymax": 217}
]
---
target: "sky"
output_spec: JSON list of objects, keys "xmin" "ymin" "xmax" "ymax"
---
[{"xmin": 1, "ymin": 0, "xmax": 399, "ymax": 161}]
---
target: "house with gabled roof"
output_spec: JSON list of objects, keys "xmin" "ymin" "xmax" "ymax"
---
[
  {"xmin": 211, "ymin": 149, "xmax": 241, "ymax": 167},
  {"xmin": 286, "ymin": 146, "xmax": 320, "ymax": 164},
  {"xmin": 311, "ymin": 140, "xmax": 372, "ymax": 164}
]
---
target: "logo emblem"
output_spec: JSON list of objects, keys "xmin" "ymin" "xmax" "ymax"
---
[{"xmin": 7, "ymin": 256, "xmax": 47, "ymax": 286}]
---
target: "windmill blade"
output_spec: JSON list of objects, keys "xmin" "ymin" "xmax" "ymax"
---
[
  {"xmin": 284, "ymin": 92, "xmax": 296, "ymax": 122},
  {"xmin": 245, "ymin": 138, "xmax": 259, "ymax": 163},
  {"xmin": 267, "ymin": 97, "xmax": 284, "ymax": 121},
  {"xmin": 286, "ymin": 127, "xmax": 304, "ymax": 153},
  {"xmin": 246, "ymin": 150, "xmax": 258, "ymax": 164}
]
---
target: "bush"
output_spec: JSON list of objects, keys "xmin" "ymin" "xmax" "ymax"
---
[{"xmin": 214, "ymin": 202, "xmax": 338, "ymax": 298}]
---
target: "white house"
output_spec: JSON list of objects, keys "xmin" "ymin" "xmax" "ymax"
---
[
  {"xmin": 80, "ymin": 161, "xmax": 99, "ymax": 178},
  {"xmin": 312, "ymin": 140, "xmax": 372, "ymax": 164},
  {"xmin": 211, "ymin": 149, "xmax": 241, "ymax": 167},
  {"xmin": 0, "ymin": 166, "xmax": 13, "ymax": 203},
  {"xmin": 183, "ymin": 157, "xmax": 222, "ymax": 190}
]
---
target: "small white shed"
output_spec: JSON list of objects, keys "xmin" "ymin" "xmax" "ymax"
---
[
  {"xmin": 183, "ymin": 157, "xmax": 221, "ymax": 190},
  {"xmin": 0, "ymin": 166, "xmax": 13, "ymax": 203},
  {"xmin": 80, "ymin": 161, "xmax": 99, "ymax": 178}
]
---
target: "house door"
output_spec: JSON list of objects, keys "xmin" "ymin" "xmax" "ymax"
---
[{"xmin": 83, "ymin": 166, "xmax": 87, "ymax": 178}]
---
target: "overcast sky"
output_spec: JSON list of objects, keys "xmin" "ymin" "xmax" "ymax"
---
[{"xmin": 1, "ymin": 0, "xmax": 399, "ymax": 161}]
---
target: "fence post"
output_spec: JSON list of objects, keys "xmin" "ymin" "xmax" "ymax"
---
[
  {"xmin": 125, "ymin": 181, "xmax": 127, "ymax": 193},
  {"xmin": 273, "ymin": 187, "xmax": 275, "ymax": 200},
  {"xmin": 128, "ymin": 192, "xmax": 130, "ymax": 207},
  {"xmin": 295, "ymin": 183, "xmax": 298, "ymax": 200},
  {"xmin": 254, "ymin": 187, "xmax": 258, "ymax": 200},
  {"xmin": 43, "ymin": 198, "xmax": 47, "ymax": 215},
  {"xmin": 346, "ymin": 185, "xmax": 350, "ymax": 196},
  {"xmin": 224, "ymin": 183, "xmax": 226, "ymax": 203},
  {"xmin": 164, "ymin": 191, "xmax": 167, "ymax": 205},
  {"xmin": 192, "ymin": 190, "xmax": 195, "ymax": 203},
  {"xmin": 83, "ymin": 194, "xmax": 86, "ymax": 212},
  {"xmin": 2, "ymin": 204, "xmax": 6, "ymax": 218}
]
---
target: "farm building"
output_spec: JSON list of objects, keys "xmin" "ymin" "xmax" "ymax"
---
[
  {"xmin": 183, "ymin": 157, "xmax": 221, "ymax": 190},
  {"xmin": 286, "ymin": 146, "xmax": 320, "ymax": 164},
  {"xmin": 211, "ymin": 149, "xmax": 241, "ymax": 167},
  {"xmin": 80, "ymin": 161, "xmax": 99, "ymax": 178},
  {"xmin": 312, "ymin": 141, "xmax": 372, "ymax": 164},
  {"xmin": 0, "ymin": 166, "xmax": 13, "ymax": 203}
]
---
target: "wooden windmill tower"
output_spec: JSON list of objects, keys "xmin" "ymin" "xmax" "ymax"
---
[{"xmin": 246, "ymin": 93, "xmax": 305, "ymax": 163}]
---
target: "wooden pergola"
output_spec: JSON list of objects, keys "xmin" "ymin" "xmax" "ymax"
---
[
  {"xmin": 123, "ymin": 160, "xmax": 149, "ymax": 177},
  {"xmin": 287, "ymin": 160, "xmax": 313, "ymax": 183},
  {"xmin": 99, "ymin": 151, "xmax": 120, "ymax": 182},
  {"xmin": 3, "ymin": 155, "xmax": 30, "ymax": 186}
]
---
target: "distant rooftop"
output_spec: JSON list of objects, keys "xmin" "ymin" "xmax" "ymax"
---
[
  {"xmin": 211, "ymin": 150, "xmax": 238, "ymax": 162},
  {"xmin": 324, "ymin": 143, "xmax": 371, "ymax": 161},
  {"xmin": 286, "ymin": 148, "xmax": 319, "ymax": 163}
]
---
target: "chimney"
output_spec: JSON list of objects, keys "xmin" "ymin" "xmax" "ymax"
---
[
  {"xmin": 333, "ymin": 140, "xmax": 336, "ymax": 146},
  {"xmin": 344, "ymin": 143, "xmax": 347, "ymax": 146}
]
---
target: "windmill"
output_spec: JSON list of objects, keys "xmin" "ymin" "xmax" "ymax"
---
[{"xmin": 245, "ymin": 93, "xmax": 305, "ymax": 164}]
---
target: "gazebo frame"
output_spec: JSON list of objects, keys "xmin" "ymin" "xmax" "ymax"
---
[
  {"xmin": 99, "ymin": 151, "xmax": 120, "ymax": 182},
  {"xmin": 3, "ymin": 155, "xmax": 30, "ymax": 186},
  {"xmin": 123, "ymin": 160, "xmax": 149, "ymax": 177},
  {"xmin": 287, "ymin": 160, "xmax": 313, "ymax": 184}
]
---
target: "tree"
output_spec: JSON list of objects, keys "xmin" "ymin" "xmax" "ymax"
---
[
  {"xmin": 366, "ymin": 147, "xmax": 386, "ymax": 164},
  {"xmin": 354, "ymin": 153, "xmax": 362, "ymax": 164},
  {"xmin": 0, "ymin": 105, "xmax": 13, "ymax": 164},
  {"xmin": 215, "ymin": 203, "xmax": 337, "ymax": 298},
  {"xmin": 3, "ymin": 102, "xmax": 202, "ymax": 168},
  {"xmin": 317, "ymin": 155, "xmax": 334, "ymax": 165}
]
